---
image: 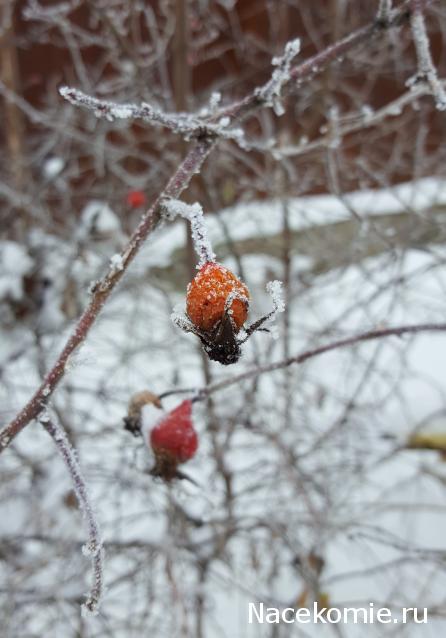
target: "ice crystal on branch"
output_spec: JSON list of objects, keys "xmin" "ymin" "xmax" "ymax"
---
[
  {"xmin": 109, "ymin": 253, "xmax": 124, "ymax": 275},
  {"xmin": 60, "ymin": 85, "xmax": 204, "ymax": 131},
  {"xmin": 209, "ymin": 91, "xmax": 222, "ymax": 112},
  {"xmin": 408, "ymin": 8, "xmax": 446, "ymax": 111},
  {"xmin": 255, "ymin": 38, "xmax": 301, "ymax": 116},
  {"xmin": 377, "ymin": 0, "xmax": 393, "ymax": 24},
  {"xmin": 261, "ymin": 280, "xmax": 286, "ymax": 337},
  {"xmin": 266, "ymin": 280, "xmax": 286, "ymax": 315},
  {"xmin": 162, "ymin": 199, "xmax": 215, "ymax": 266},
  {"xmin": 59, "ymin": 86, "xmax": 246, "ymax": 144}
]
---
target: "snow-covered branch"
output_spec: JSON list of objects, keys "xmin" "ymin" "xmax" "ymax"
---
[{"xmin": 41, "ymin": 418, "xmax": 104, "ymax": 615}]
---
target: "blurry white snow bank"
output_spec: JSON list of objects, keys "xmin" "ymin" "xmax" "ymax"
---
[
  {"xmin": 0, "ymin": 241, "xmax": 34, "ymax": 301},
  {"xmin": 212, "ymin": 176, "xmax": 446, "ymax": 239},
  {"xmin": 80, "ymin": 200, "xmax": 122, "ymax": 239},
  {"xmin": 141, "ymin": 177, "xmax": 446, "ymax": 271}
]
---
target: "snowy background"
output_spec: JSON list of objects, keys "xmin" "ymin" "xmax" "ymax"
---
[{"xmin": 1, "ymin": 1, "xmax": 446, "ymax": 637}]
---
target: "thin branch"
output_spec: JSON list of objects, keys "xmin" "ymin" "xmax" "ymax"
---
[
  {"xmin": 214, "ymin": 0, "xmax": 432, "ymax": 123},
  {"xmin": 276, "ymin": 83, "xmax": 443, "ymax": 159},
  {"xmin": 408, "ymin": 0, "xmax": 446, "ymax": 110},
  {"xmin": 59, "ymin": 86, "xmax": 244, "ymax": 143},
  {"xmin": 192, "ymin": 322, "xmax": 446, "ymax": 398},
  {"xmin": 42, "ymin": 418, "xmax": 104, "ymax": 615}
]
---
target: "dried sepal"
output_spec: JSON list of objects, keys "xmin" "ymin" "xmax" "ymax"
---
[{"xmin": 124, "ymin": 390, "xmax": 162, "ymax": 436}]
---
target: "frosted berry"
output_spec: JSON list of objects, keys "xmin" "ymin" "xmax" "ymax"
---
[
  {"xmin": 150, "ymin": 400, "xmax": 198, "ymax": 480},
  {"xmin": 126, "ymin": 190, "xmax": 146, "ymax": 208},
  {"xmin": 186, "ymin": 261, "xmax": 249, "ymax": 333}
]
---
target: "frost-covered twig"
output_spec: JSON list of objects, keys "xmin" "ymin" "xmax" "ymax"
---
[
  {"xmin": 162, "ymin": 199, "xmax": 215, "ymax": 266},
  {"xmin": 407, "ymin": 2, "xmax": 446, "ymax": 111},
  {"xmin": 60, "ymin": 86, "xmax": 207, "ymax": 133},
  {"xmin": 255, "ymin": 38, "xmax": 301, "ymax": 116},
  {"xmin": 276, "ymin": 83, "xmax": 442, "ymax": 158},
  {"xmin": 377, "ymin": 0, "xmax": 393, "ymax": 23},
  {"xmin": 60, "ymin": 86, "xmax": 245, "ymax": 143},
  {"xmin": 23, "ymin": 0, "xmax": 83, "ymax": 20},
  {"xmin": 215, "ymin": 0, "xmax": 425, "ymax": 123},
  {"xmin": 41, "ymin": 418, "xmax": 104, "ymax": 615}
]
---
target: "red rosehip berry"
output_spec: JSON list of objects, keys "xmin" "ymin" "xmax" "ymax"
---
[
  {"xmin": 149, "ymin": 400, "xmax": 198, "ymax": 479},
  {"xmin": 126, "ymin": 190, "xmax": 146, "ymax": 209},
  {"xmin": 186, "ymin": 261, "xmax": 249, "ymax": 333}
]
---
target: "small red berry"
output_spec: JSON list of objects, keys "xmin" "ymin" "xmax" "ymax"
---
[
  {"xmin": 186, "ymin": 261, "xmax": 249, "ymax": 333},
  {"xmin": 126, "ymin": 190, "xmax": 146, "ymax": 209},
  {"xmin": 150, "ymin": 400, "xmax": 198, "ymax": 479}
]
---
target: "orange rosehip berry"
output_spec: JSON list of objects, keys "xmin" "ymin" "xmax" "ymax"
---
[{"xmin": 186, "ymin": 261, "xmax": 249, "ymax": 333}]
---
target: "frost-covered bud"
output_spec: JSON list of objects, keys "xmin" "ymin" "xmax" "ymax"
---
[{"xmin": 123, "ymin": 390, "xmax": 162, "ymax": 437}]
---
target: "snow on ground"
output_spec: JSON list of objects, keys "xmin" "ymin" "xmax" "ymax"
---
[{"xmin": 0, "ymin": 240, "xmax": 34, "ymax": 302}]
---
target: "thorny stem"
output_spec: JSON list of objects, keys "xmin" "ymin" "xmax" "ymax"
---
[
  {"xmin": 42, "ymin": 418, "xmax": 104, "ymax": 615},
  {"xmin": 0, "ymin": 0, "xmax": 437, "ymax": 454}
]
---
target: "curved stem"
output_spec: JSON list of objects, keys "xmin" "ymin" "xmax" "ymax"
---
[{"xmin": 42, "ymin": 418, "xmax": 104, "ymax": 615}]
